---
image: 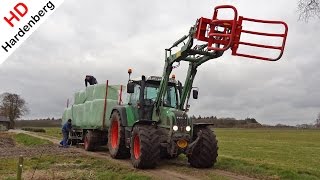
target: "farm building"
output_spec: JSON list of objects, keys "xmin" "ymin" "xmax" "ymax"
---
[{"xmin": 0, "ymin": 116, "xmax": 10, "ymax": 130}]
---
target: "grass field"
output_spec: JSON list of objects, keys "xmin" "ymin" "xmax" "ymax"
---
[
  {"xmin": 27, "ymin": 127, "xmax": 320, "ymax": 179},
  {"xmin": 214, "ymin": 128, "xmax": 320, "ymax": 179}
]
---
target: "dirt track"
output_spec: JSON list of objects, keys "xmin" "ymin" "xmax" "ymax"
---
[
  {"xmin": 9, "ymin": 129, "xmax": 256, "ymax": 180},
  {"xmin": 0, "ymin": 132, "xmax": 80, "ymax": 158}
]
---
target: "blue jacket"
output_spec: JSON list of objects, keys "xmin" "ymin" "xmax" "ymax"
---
[{"xmin": 62, "ymin": 122, "xmax": 72, "ymax": 133}]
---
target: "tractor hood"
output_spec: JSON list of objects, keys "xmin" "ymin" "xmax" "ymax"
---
[{"xmin": 159, "ymin": 107, "xmax": 191, "ymax": 132}]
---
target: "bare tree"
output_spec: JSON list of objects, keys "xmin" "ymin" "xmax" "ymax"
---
[
  {"xmin": 298, "ymin": 0, "xmax": 320, "ymax": 21},
  {"xmin": 0, "ymin": 93, "xmax": 29, "ymax": 129}
]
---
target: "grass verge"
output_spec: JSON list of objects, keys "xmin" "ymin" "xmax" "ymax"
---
[
  {"xmin": 0, "ymin": 154, "xmax": 151, "ymax": 180},
  {"xmin": 13, "ymin": 133, "xmax": 52, "ymax": 146},
  {"xmin": 42, "ymin": 127, "xmax": 61, "ymax": 139}
]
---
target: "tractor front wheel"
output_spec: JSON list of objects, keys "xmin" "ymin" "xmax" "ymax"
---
[
  {"xmin": 187, "ymin": 127, "xmax": 218, "ymax": 168},
  {"xmin": 130, "ymin": 125, "xmax": 160, "ymax": 169}
]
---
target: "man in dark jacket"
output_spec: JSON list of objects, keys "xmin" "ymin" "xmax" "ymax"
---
[
  {"xmin": 85, "ymin": 75, "xmax": 98, "ymax": 87},
  {"xmin": 60, "ymin": 119, "xmax": 72, "ymax": 147}
]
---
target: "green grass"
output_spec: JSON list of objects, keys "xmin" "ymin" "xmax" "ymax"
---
[
  {"xmin": 13, "ymin": 133, "xmax": 52, "ymax": 146},
  {"xmin": 42, "ymin": 127, "xmax": 61, "ymax": 138},
  {"xmin": 214, "ymin": 128, "xmax": 320, "ymax": 179},
  {"xmin": 0, "ymin": 154, "xmax": 151, "ymax": 180},
  {"xmin": 17, "ymin": 127, "xmax": 320, "ymax": 179},
  {"xmin": 28, "ymin": 127, "xmax": 61, "ymax": 139}
]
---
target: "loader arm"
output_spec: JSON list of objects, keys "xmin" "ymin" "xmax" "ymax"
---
[
  {"xmin": 155, "ymin": 24, "xmax": 223, "ymax": 113},
  {"xmin": 154, "ymin": 4, "xmax": 288, "ymax": 114}
]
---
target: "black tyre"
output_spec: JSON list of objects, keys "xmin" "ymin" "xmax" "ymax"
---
[
  {"xmin": 188, "ymin": 127, "xmax": 218, "ymax": 168},
  {"xmin": 84, "ymin": 130, "xmax": 95, "ymax": 151},
  {"xmin": 107, "ymin": 111, "xmax": 130, "ymax": 159},
  {"xmin": 131, "ymin": 125, "xmax": 160, "ymax": 169}
]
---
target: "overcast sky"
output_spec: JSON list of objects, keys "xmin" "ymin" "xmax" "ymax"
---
[{"xmin": 0, "ymin": 0, "xmax": 319, "ymax": 125}]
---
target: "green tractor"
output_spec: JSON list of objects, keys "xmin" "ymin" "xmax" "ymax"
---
[
  {"xmin": 108, "ymin": 73, "xmax": 219, "ymax": 168},
  {"xmin": 63, "ymin": 5, "xmax": 288, "ymax": 169},
  {"xmin": 107, "ymin": 5, "xmax": 288, "ymax": 168}
]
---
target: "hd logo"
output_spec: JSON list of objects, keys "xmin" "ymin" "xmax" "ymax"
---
[{"xmin": 0, "ymin": 0, "xmax": 65, "ymax": 65}]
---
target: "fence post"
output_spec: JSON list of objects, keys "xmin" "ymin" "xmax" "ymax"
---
[{"xmin": 17, "ymin": 155, "xmax": 23, "ymax": 180}]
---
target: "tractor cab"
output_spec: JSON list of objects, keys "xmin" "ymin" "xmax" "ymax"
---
[
  {"xmin": 127, "ymin": 75, "xmax": 180, "ymax": 121},
  {"xmin": 126, "ymin": 74, "xmax": 193, "ymax": 158}
]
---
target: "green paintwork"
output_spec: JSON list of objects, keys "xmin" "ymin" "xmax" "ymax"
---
[
  {"xmin": 125, "ymin": 105, "xmax": 138, "ymax": 126},
  {"xmin": 156, "ymin": 23, "xmax": 222, "ymax": 115}
]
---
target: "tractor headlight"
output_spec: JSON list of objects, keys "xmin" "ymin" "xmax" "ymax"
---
[
  {"xmin": 185, "ymin": 126, "xmax": 191, "ymax": 132},
  {"xmin": 173, "ymin": 125, "xmax": 178, "ymax": 131}
]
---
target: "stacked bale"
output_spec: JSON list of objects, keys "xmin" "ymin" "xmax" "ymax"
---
[{"xmin": 62, "ymin": 84, "xmax": 125, "ymax": 129}]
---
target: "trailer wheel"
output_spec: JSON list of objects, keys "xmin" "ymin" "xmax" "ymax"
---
[
  {"xmin": 187, "ymin": 127, "xmax": 218, "ymax": 168},
  {"xmin": 130, "ymin": 125, "xmax": 160, "ymax": 169},
  {"xmin": 84, "ymin": 130, "xmax": 95, "ymax": 151},
  {"xmin": 108, "ymin": 111, "xmax": 130, "ymax": 159}
]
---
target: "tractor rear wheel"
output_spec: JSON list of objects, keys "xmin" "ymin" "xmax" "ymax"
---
[
  {"xmin": 84, "ymin": 130, "xmax": 95, "ymax": 151},
  {"xmin": 130, "ymin": 125, "xmax": 160, "ymax": 169},
  {"xmin": 108, "ymin": 111, "xmax": 130, "ymax": 159},
  {"xmin": 188, "ymin": 127, "xmax": 218, "ymax": 168}
]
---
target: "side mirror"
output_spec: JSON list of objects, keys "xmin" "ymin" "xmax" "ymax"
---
[
  {"xmin": 127, "ymin": 82, "xmax": 135, "ymax": 93},
  {"xmin": 192, "ymin": 89, "xmax": 198, "ymax": 99}
]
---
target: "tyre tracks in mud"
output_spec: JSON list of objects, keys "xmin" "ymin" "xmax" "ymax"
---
[{"xmin": 9, "ymin": 129, "xmax": 256, "ymax": 180}]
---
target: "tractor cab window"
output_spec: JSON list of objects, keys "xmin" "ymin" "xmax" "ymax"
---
[
  {"xmin": 129, "ymin": 84, "xmax": 140, "ymax": 105},
  {"xmin": 165, "ymin": 86, "xmax": 178, "ymax": 108},
  {"xmin": 144, "ymin": 84, "xmax": 178, "ymax": 108}
]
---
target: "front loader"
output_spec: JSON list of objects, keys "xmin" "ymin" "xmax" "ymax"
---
[{"xmin": 106, "ymin": 5, "xmax": 288, "ymax": 169}]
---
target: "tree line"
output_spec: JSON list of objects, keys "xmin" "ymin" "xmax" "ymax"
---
[{"xmin": 191, "ymin": 115, "xmax": 320, "ymax": 129}]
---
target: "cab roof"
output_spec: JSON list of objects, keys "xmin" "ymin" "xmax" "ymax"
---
[{"xmin": 132, "ymin": 76, "xmax": 177, "ymax": 84}]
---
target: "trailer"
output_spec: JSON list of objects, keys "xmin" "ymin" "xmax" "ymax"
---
[{"xmin": 62, "ymin": 81, "xmax": 126, "ymax": 150}]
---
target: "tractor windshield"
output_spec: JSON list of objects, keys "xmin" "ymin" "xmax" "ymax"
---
[{"xmin": 145, "ymin": 83, "xmax": 178, "ymax": 108}]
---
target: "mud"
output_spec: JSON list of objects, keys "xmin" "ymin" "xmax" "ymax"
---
[
  {"xmin": 0, "ymin": 132, "xmax": 79, "ymax": 158},
  {"xmin": 0, "ymin": 134, "xmax": 15, "ymax": 148}
]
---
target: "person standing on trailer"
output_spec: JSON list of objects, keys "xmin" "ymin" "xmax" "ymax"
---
[{"xmin": 85, "ymin": 75, "xmax": 98, "ymax": 87}]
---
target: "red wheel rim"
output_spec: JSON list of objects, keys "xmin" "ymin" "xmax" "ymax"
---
[
  {"xmin": 84, "ymin": 135, "xmax": 88, "ymax": 149},
  {"xmin": 111, "ymin": 120, "xmax": 119, "ymax": 148},
  {"xmin": 133, "ymin": 135, "xmax": 140, "ymax": 159}
]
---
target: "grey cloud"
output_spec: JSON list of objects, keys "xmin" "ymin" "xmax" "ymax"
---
[{"xmin": 0, "ymin": 0, "xmax": 319, "ymax": 125}]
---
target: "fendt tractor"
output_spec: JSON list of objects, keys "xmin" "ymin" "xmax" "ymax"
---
[{"xmin": 62, "ymin": 5, "xmax": 288, "ymax": 169}]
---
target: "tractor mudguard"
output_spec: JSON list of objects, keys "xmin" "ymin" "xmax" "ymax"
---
[
  {"xmin": 132, "ymin": 120, "xmax": 158, "ymax": 130},
  {"xmin": 192, "ymin": 122, "xmax": 214, "ymax": 139},
  {"xmin": 193, "ymin": 122, "xmax": 214, "ymax": 128},
  {"xmin": 111, "ymin": 106, "xmax": 128, "ymax": 126}
]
